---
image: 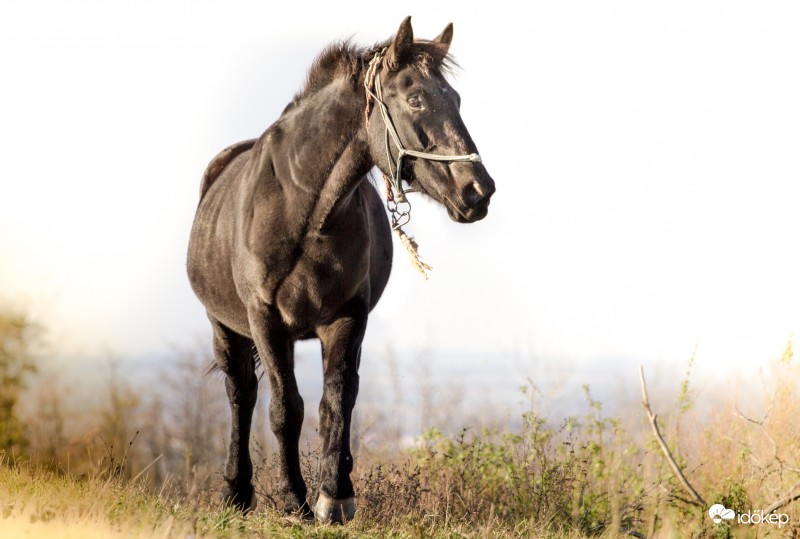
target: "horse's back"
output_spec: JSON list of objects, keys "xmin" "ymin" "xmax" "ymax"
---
[{"xmin": 199, "ymin": 139, "xmax": 258, "ymax": 199}]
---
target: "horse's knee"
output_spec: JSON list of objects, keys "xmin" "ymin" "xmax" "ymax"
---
[{"xmin": 269, "ymin": 390, "xmax": 304, "ymax": 434}]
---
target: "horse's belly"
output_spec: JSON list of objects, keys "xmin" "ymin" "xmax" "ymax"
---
[{"xmin": 187, "ymin": 176, "xmax": 252, "ymax": 337}]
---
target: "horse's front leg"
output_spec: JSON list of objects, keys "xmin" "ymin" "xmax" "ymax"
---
[
  {"xmin": 247, "ymin": 305, "xmax": 311, "ymax": 520},
  {"xmin": 313, "ymin": 300, "xmax": 368, "ymax": 523}
]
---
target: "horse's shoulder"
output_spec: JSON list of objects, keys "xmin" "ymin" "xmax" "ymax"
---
[{"xmin": 199, "ymin": 139, "xmax": 258, "ymax": 198}]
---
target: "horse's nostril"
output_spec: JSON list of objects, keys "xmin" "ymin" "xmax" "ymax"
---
[
  {"xmin": 462, "ymin": 182, "xmax": 485, "ymax": 207},
  {"xmin": 468, "ymin": 180, "xmax": 494, "ymax": 206}
]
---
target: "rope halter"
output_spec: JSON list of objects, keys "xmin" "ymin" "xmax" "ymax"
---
[
  {"xmin": 364, "ymin": 48, "xmax": 482, "ymax": 205},
  {"xmin": 363, "ymin": 48, "xmax": 482, "ymax": 279}
]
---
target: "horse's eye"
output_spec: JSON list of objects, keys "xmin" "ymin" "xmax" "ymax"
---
[{"xmin": 407, "ymin": 96, "xmax": 423, "ymax": 109}]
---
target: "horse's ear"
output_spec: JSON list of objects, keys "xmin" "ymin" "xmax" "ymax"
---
[
  {"xmin": 387, "ymin": 16, "xmax": 414, "ymax": 71},
  {"xmin": 433, "ymin": 23, "xmax": 454, "ymax": 50}
]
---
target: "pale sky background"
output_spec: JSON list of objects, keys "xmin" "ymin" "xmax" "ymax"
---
[{"xmin": 2, "ymin": 1, "xmax": 799, "ymax": 402}]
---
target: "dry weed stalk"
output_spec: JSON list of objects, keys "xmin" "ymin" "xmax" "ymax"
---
[{"xmin": 639, "ymin": 365, "xmax": 705, "ymax": 507}]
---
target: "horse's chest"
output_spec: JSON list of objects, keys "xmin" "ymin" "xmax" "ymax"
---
[{"xmin": 275, "ymin": 228, "xmax": 370, "ymax": 333}]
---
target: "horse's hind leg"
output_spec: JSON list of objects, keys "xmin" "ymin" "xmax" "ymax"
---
[
  {"xmin": 313, "ymin": 301, "xmax": 368, "ymax": 523},
  {"xmin": 210, "ymin": 317, "xmax": 258, "ymax": 512}
]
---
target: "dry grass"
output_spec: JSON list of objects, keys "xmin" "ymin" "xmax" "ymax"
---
[{"xmin": 2, "ymin": 340, "xmax": 800, "ymax": 538}]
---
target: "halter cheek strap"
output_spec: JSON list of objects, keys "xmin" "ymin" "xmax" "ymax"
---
[{"xmin": 363, "ymin": 49, "xmax": 482, "ymax": 206}]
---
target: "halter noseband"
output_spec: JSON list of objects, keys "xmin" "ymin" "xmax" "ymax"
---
[{"xmin": 363, "ymin": 48, "xmax": 482, "ymax": 207}]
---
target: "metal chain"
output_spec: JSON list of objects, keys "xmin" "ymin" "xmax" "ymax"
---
[{"xmin": 387, "ymin": 198, "xmax": 411, "ymax": 230}]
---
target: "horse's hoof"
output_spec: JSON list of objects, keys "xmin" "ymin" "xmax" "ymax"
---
[
  {"xmin": 312, "ymin": 493, "xmax": 356, "ymax": 524},
  {"xmin": 222, "ymin": 484, "xmax": 257, "ymax": 514}
]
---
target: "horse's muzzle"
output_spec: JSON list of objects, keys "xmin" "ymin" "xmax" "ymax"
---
[{"xmin": 448, "ymin": 174, "xmax": 495, "ymax": 223}]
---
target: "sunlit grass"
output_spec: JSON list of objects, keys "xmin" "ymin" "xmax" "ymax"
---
[
  {"xmin": 0, "ymin": 462, "xmax": 364, "ymax": 538},
  {"xmin": 2, "ymin": 337, "xmax": 800, "ymax": 537}
]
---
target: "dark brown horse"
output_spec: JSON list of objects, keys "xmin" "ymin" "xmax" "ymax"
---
[{"xmin": 187, "ymin": 17, "xmax": 495, "ymax": 523}]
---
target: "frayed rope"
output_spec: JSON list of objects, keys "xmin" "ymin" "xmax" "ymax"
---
[{"xmin": 396, "ymin": 227, "xmax": 432, "ymax": 279}]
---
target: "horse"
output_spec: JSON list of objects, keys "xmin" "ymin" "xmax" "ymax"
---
[{"xmin": 186, "ymin": 16, "xmax": 495, "ymax": 523}]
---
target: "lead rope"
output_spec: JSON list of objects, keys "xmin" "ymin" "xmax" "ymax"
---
[
  {"xmin": 381, "ymin": 171, "xmax": 432, "ymax": 278},
  {"xmin": 365, "ymin": 49, "xmax": 432, "ymax": 279}
]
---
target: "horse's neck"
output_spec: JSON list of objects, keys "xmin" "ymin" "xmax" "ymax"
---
[
  {"xmin": 268, "ymin": 78, "xmax": 371, "ymax": 234},
  {"xmin": 231, "ymin": 78, "xmax": 373, "ymax": 306}
]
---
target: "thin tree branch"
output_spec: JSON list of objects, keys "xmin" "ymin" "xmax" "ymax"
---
[
  {"xmin": 639, "ymin": 365, "xmax": 706, "ymax": 507},
  {"xmin": 763, "ymin": 480, "xmax": 800, "ymax": 514}
]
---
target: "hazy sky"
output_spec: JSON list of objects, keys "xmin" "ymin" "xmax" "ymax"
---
[{"xmin": 2, "ymin": 1, "xmax": 799, "ymax": 383}]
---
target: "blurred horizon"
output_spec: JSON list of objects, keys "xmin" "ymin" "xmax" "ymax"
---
[{"xmin": 2, "ymin": 1, "xmax": 800, "ymax": 412}]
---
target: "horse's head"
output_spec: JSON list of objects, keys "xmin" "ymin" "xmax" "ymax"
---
[{"xmin": 366, "ymin": 17, "xmax": 495, "ymax": 224}]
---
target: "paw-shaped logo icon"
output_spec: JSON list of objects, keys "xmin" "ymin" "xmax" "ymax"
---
[{"xmin": 708, "ymin": 504, "xmax": 735, "ymax": 524}]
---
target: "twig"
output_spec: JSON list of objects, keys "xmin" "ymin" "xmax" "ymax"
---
[
  {"xmin": 733, "ymin": 403, "xmax": 770, "ymax": 426},
  {"xmin": 639, "ymin": 366, "xmax": 706, "ymax": 507},
  {"xmin": 763, "ymin": 480, "xmax": 800, "ymax": 514},
  {"xmin": 731, "ymin": 392, "xmax": 800, "ymax": 514},
  {"xmin": 733, "ymin": 402, "xmax": 782, "ymax": 470},
  {"xmin": 131, "ymin": 453, "xmax": 164, "ymax": 483}
]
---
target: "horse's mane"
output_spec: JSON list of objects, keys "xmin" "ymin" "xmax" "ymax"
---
[{"xmin": 284, "ymin": 39, "xmax": 457, "ymax": 113}]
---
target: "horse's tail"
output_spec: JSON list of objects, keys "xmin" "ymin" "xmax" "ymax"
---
[
  {"xmin": 199, "ymin": 139, "xmax": 258, "ymax": 199},
  {"xmin": 203, "ymin": 343, "xmax": 263, "ymax": 378}
]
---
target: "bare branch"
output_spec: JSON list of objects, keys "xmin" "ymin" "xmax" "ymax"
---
[
  {"xmin": 639, "ymin": 366, "xmax": 706, "ymax": 507},
  {"xmin": 733, "ymin": 404, "xmax": 766, "ymax": 426},
  {"xmin": 131, "ymin": 453, "xmax": 164, "ymax": 483},
  {"xmin": 733, "ymin": 400, "xmax": 782, "ymax": 470},
  {"xmin": 763, "ymin": 480, "xmax": 800, "ymax": 515}
]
